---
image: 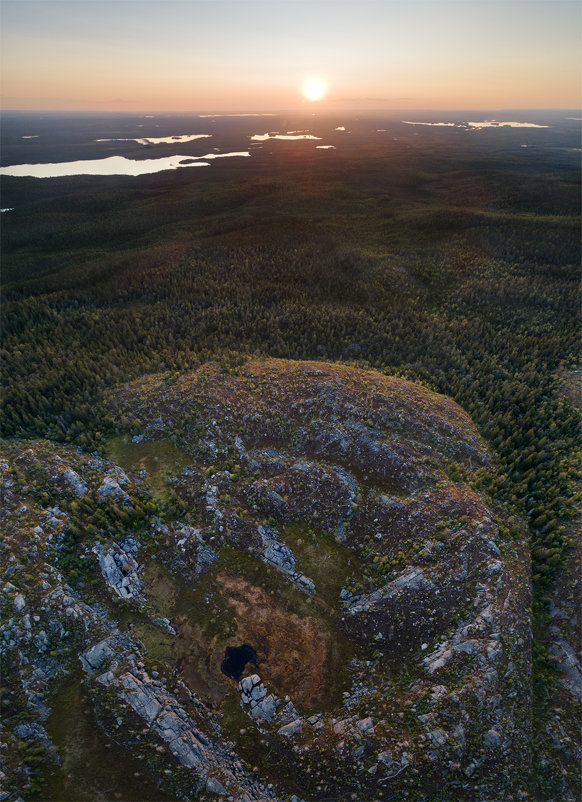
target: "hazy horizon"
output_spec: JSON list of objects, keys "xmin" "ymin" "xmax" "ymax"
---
[
  {"xmin": 2, "ymin": 107, "xmax": 580, "ymax": 115},
  {"xmin": 2, "ymin": 0, "xmax": 580, "ymax": 113}
]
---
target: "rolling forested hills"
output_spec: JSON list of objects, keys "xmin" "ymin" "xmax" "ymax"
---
[{"xmin": 1, "ymin": 111, "xmax": 580, "ymax": 800}]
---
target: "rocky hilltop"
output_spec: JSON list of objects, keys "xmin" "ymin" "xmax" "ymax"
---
[{"xmin": 1, "ymin": 359, "xmax": 533, "ymax": 800}]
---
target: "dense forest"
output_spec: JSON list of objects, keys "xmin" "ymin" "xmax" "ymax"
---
[{"xmin": 1, "ymin": 115, "xmax": 580, "ymax": 794}]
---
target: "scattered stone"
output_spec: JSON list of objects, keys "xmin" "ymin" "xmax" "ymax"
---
[
  {"xmin": 238, "ymin": 675, "xmax": 279, "ymax": 721},
  {"xmin": 549, "ymin": 638, "xmax": 582, "ymax": 701},
  {"xmin": 258, "ymin": 525, "xmax": 315, "ymax": 594},
  {"xmin": 278, "ymin": 719, "xmax": 304, "ymax": 737},
  {"xmin": 195, "ymin": 543, "xmax": 218, "ymax": 577},
  {"xmin": 428, "ymin": 728, "xmax": 449, "ymax": 747},
  {"xmin": 483, "ymin": 728, "xmax": 501, "ymax": 749},
  {"xmin": 81, "ymin": 638, "xmax": 116, "ymax": 672},
  {"xmin": 206, "ymin": 776, "xmax": 227, "ymax": 795},
  {"xmin": 93, "ymin": 536, "xmax": 143, "ymax": 599},
  {"xmin": 97, "ymin": 476, "xmax": 131, "ymax": 506},
  {"xmin": 152, "ymin": 617, "xmax": 177, "ymax": 635},
  {"xmin": 357, "ymin": 717, "xmax": 374, "ymax": 734},
  {"xmin": 62, "ymin": 467, "xmax": 88, "ymax": 496}
]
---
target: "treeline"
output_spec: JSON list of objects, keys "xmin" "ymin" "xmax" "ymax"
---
[{"xmin": 1, "ymin": 165, "xmax": 581, "ymax": 713}]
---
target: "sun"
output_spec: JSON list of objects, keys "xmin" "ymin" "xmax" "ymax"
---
[{"xmin": 302, "ymin": 78, "xmax": 326, "ymax": 102}]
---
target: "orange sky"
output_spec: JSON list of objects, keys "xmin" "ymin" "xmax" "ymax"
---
[{"xmin": 2, "ymin": 1, "xmax": 581, "ymax": 111}]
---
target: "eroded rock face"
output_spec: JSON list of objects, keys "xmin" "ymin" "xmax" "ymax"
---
[{"xmin": 1, "ymin": 360, "xmax": 534, "ymax": 801}]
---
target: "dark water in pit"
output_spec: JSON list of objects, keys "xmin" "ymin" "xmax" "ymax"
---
[{"xmin": 221, "ymin": 644, "xmax": 258, "ymax": 680}]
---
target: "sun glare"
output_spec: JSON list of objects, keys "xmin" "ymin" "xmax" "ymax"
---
[{"xmin": 302, "ymin": 79, "xmax": 326, "ymax": 102}]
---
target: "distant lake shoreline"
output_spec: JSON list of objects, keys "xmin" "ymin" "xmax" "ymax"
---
[{"xmin": 0, "ymin": 152, "xmax": 251, "ymax": 178}]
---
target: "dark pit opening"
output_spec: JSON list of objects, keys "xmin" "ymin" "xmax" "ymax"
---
[{"xmin": 221, "ymin": 644, "xmax": 258, "ymax": 681}]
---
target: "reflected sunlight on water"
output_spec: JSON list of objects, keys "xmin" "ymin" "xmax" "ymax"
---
[
  {"xmin": 96, "ymin": 134, "xmax": 212, "ymax": 145},
  {"xmin": 0, "ymin": 155, "xmax": 212, "ymax": 177},
  {"xmin": 250, "ymin": 132, "xmax": 321, "ymax": 141},
  {"xmin": 0, "ymin": 150, "xmax": 251, "ymax": 178},
  {"xmin": 402, "ymin": 119, "xmax": 550, "ymax": 129}
]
